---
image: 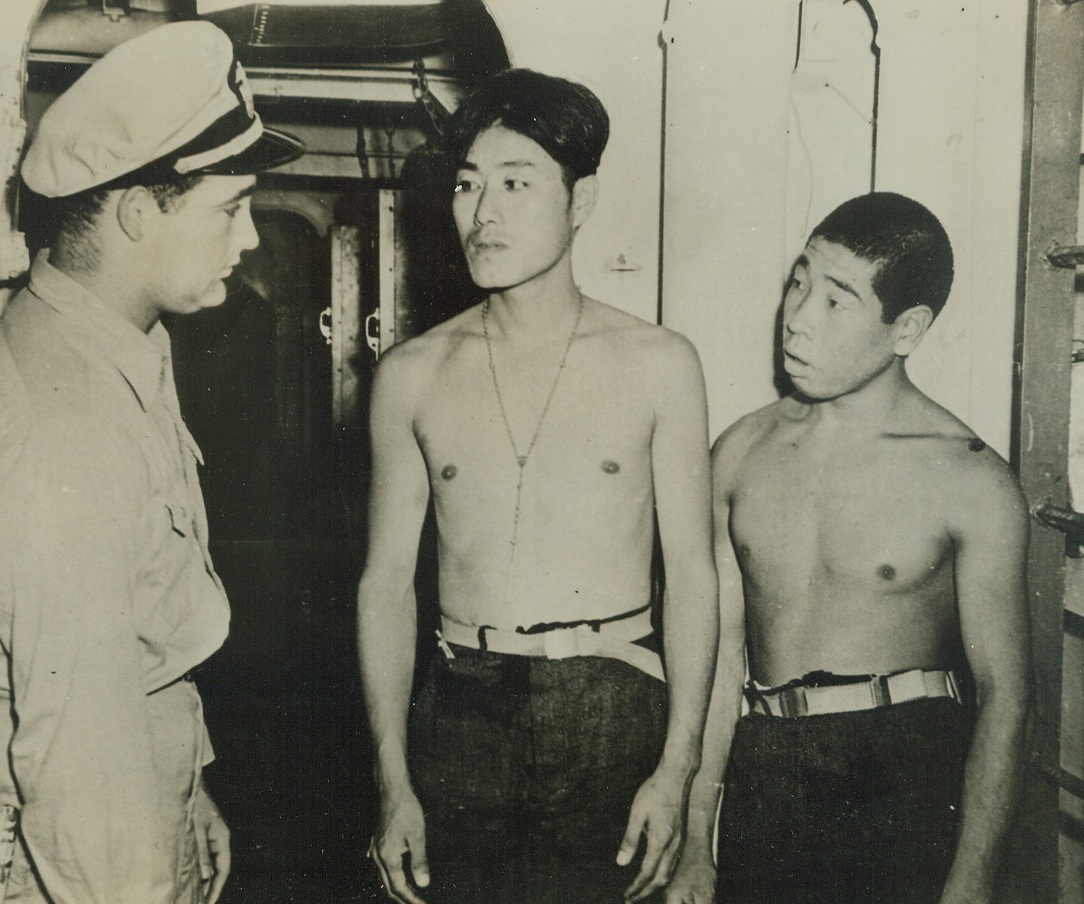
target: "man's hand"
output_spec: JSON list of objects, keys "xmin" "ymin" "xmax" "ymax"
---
[
  {"xmin": 194, "ymin": 783, "xmax": 231, "ymax": 904},
  {"xmin": 371, "ymin": 788, "xmax": 430, "ymax": 904},
  {"xmin": 664, "ymin": 847, "xmax": 716, "ymax": 904},
  {"xmin": 617, "ymin": 766, "xmax": 691, "ymax": 902}
]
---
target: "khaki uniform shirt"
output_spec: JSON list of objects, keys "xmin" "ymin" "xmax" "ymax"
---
[{"xmin": 0, "ymin": 254, "xmax": 230, "ymax": 903}]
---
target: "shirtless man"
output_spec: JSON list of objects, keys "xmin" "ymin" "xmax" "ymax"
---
[
  {"xmin": 667, "ymin": 192, "xmax": 1030, "ymax": 904},
  {"xmin": 357, "ymin": 69, "xmax": 717, "ymax": 904}
]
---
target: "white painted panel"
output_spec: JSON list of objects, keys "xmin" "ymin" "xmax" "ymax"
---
[
  {"xmin": 785, "ymin": 0, "xmax": 875, "ymax": 261},
  {"xmin": 661, "ymin": 0, "xmax": 801, "ymax": 439},
  {"xmin": 872, "ymin": 0, "xmax": 1026, "ymax": 458}
]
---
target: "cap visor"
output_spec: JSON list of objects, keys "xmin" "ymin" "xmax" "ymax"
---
[{"xmin": 192, "ymin": 127, "xmax": 305, "ymax": 176}]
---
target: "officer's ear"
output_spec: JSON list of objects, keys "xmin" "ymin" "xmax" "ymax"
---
[
  {"xmin": 115, "ymin": 185, "xmax": 157, "ymax": 242},
  {"xmin": 892, "ymin": 305, "xmax": 934, "ymax": 357}
]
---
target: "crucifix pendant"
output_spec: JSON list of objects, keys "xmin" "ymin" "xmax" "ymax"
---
[{"xmin": 518, "ymin": 455, "xmax": 527, "ymax": 468}]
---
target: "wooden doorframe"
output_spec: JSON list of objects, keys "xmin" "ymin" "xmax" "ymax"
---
[{"xmin": 1011, "ymin": 1, "xmax": 1084, "ymax": 900}]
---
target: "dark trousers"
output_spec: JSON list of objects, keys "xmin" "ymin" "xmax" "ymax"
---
[
  {"xmin": 408, "ymin": 646, "xmax": 668, "ymax": 904},
  {"xmin": 716, "ymin": 698, "xmax": 971, "ymax": 904}
]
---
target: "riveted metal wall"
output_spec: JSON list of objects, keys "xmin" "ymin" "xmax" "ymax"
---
[{"xmin": 1011, "ymin": 1, "xmax": 1084, "ymax": 900}]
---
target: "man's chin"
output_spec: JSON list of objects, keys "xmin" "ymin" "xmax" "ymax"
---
[
  {"xmin": 467, "ymin": 271, "xmax": 519, "ymax": 294},
  {"xmin": 198, "ymin": 282, "xmax": 229, "ymax": 310},
  {"xmin": 787, "ymin": 375, "xmax": 832, "ymax": 403},
  {"xmin": 465, "ymin": 259, "xmax": 523, "ymax": 292}
]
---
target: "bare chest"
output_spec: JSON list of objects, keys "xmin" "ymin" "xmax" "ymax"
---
[
  {"xmin": 731, "ymin": 442, "xmax": 953, "ymax": 592},
  {"xmin": 415, "ymin": 353, "xmax": 656, "ymax": 492}
]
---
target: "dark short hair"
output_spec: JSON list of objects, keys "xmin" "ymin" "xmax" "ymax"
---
[
  {"xmin": 50, "ymin": 172, "xmax": 201, "ymax": 240},
  {"xmin": 810, "ymin": 192, "xmax": 954, "ymax": 323},
  {"xmin": 443, "ymin": 68, "xmax": 609, "ymax": 191},
  {"xmin": 31, "ymin": 171, "xmax": 204, "ymax": 270}
]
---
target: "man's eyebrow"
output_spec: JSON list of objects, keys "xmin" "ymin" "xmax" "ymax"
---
[
  {"xmin": 826, "ymin": 274, "xmax": 862, "ymax": 300},
  {"xmin": 224, "ymin": 184, "xmax": 258, "ymax": 205},
  {"xmin": 456, "ymin": 159, "xmax": 537, "ymax": 171}
]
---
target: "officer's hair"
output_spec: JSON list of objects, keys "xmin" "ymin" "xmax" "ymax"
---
[
  {"xmin": 443, "ymin": 68, "xmax": 609, "ymax": 193},
  {"xmin": 41, "ymin": 172, "xmax": 203, "ymax": 272},
  {"xmin": 810, "ymin": 192, "xmax": 954, "ymax": 324}
]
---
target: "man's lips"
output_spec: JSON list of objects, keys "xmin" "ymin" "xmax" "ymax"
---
[{"xmin": 467, "ymin": 234, "xmax": 506, "ymax": 252}]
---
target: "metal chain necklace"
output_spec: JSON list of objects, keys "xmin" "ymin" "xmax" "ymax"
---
[{"xmin": 482, "ymin": 295, "xmax": 584, "ymax": 557}]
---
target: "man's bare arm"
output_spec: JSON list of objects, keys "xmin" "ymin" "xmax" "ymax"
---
[
  {"xmin": 666, "ymin": 417, "xmax": 757, "ymax": 904},
  {"xmin": 357, "ymin": 347, "xmax": 434, "ymax": 904},
  {"xmin": 621, "ymin": 333, "xmax": 719, "ymax": 902},
  {"xmin": 940, "ymin": 449, "xmax": 1031, "ymax": 904}
]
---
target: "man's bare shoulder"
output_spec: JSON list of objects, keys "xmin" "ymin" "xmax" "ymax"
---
[
  {"xmin": 584, "ymin": 297, "xmax": 678, "ymax": 345},
  {"xmin": 372, "ymin": 303, "xmax": 481, "ymax": 392},
  {"xmin": 710, "ymin": 398, "xmax": 792, "ymax": 491},
  {"xmin": 583, "ymin": 299, "xmax": 703, "ymax": 375},
  {"xmin": 577, "ymin": 299, "xmax": 707, "ymax": 417},
  {"xmin": 887, "ymin": 390, "xmax": 993, "ymax": 463},
  {"xmin": 711, "ymin": 397, "xmax": 793, "ymax": 457},
  {"xmin": 888, "ymin": 391, "xmax": 1026, "ymax": 518}
]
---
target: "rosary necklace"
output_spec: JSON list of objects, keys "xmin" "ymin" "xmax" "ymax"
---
[{"xmin": 482, "ymin": 294, "xmax": 584, "ymax": 561}]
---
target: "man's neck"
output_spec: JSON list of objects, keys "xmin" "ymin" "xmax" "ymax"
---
[
  {"xmin": 796, "ymin": 359, "xmax": 917, "ymax": 433},
  {"xmin": 482, "ymin": 279, "xmax": 584, "ymax": 344},
  {"xmin": 49, "ymin": 249, "xmax": 158, "ymax": 334}
]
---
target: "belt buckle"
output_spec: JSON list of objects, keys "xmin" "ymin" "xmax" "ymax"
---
[
  {"xmin": 543, "ymin": 626, "xmax": 591, "ymax": 660},
  {"xmin": 945, "ymin": 670, "xmax": 961, "ymax": 702},
  {"xmin": 884, "ymin": 669, "xmax": 927, "ymax": 704},
  {"xmin": 778, "ymin": 686, "xmax": 808, "ymax": 717}
]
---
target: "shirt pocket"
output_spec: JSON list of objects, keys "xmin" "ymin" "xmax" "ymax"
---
[{"xmin": 136, "ymin": 481, "xmax": 196, "ymax": 590}]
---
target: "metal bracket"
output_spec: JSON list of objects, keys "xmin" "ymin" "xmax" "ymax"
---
[
  {"xmin": 1033, "ymin": 752, "xmax": 1084, "ymax": 800},
  {"xmin": 1032, "ymin": 502, "xmax": 1084, "ymax": 557},
  {"xmin": 1043, "ymin": 241, "xmax": 1084, "ymax": 269},
  {"xmin": 101, "ymin": 0, "xmax": 129, "ymax": 21},
  {"xmin": 364, "ymin": 308, "xmax": 380, "ymax": 357}
]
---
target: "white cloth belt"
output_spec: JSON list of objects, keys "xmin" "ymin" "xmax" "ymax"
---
[
  {"xmin": 748, "ymin": 668, "xmax": 961, "ymax": 717},
  {"xmin": 437, "ymin": 609, "xmax": 665, "ymax": 682}
]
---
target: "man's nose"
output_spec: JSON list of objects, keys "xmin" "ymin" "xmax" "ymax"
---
[
  {"xmin": 473, "ymin": 184, "xmax": 499, "ymax": 226},
  {"xmin": 785, "ymin": 291, "xmax": 815, "ymax": 338},
  {"xmin": 237, "ymin": 207, "xmax": 260, "ymax": 252}
]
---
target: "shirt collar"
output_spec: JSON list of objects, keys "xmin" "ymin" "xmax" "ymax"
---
[{"xmin": 27, "ymin": 251, "xmax": 169, "ymax": 410}]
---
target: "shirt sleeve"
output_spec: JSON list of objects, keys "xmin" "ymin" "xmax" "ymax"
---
[{"xmin": 3, "ymin": 415, "xmax": 178, "ymax": 904}]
